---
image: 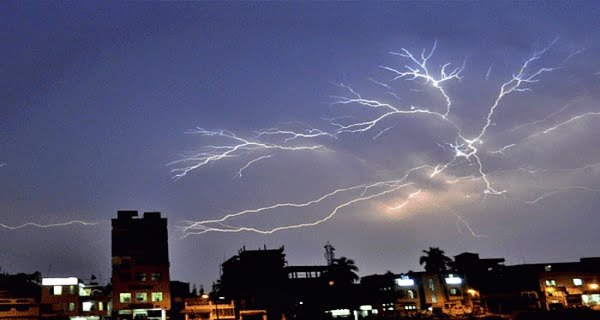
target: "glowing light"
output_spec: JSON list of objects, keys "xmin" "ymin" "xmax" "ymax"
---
[
  {"xmin": 445, "ymin": 275, "xmax": 462, "ymax": 285},
  {"xmin": 396, "ymin": 278, "xmax": 415, "ymax": 287},
  {"xmin": 42, "ymin": 277, "xmax": 79, "ymax": 286}
]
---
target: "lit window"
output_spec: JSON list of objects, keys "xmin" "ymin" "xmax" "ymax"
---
[
  {"xmin": 99, "ymin": 302, "xmax": 103, "ymax": 311},
  {"xmin": 545, "ymin": 279, "xmax": 557, "ymax": 287},
  {"xmin": 119, "ymin": 293, "xmax": 131, "ymax": 303},
  {"xmin": 151, "ymin": 273, "xmax": 161, "ymax": 281},
  {"xmin": 136, "ymin": 292, "xmax": 148, "ymax": 302},
  {"xmin": 53, "ymin": 286, "xmax": 62, "ymax": 295},
  {"xmin": 545, "ymin": 265, "xmax": 552, "ymax": 272},
  {"xmin": 573, "ymin": 278, "xmax": 583, "ymax": 286},
  {"xmin": 136, "ymin": 273, "xmax": 147, "ymax": 282},
  {"xmin": 82, "ymin": 301, "xmax": 93, "ymax": 312},
  {"xmin": 449, "ymin": 288, "xmax": 461, "ymax": 296},
  {"xmin": 406, "ymin": 289, "xmax": 415, "ymax": 299},
  {"xmin": 79, "ymin": 287, "xmax": 92, "ymax": 297},
  {"xmin": 69, "ymin": 285, "xmax": 75, "ymax": 295},
  {"xmin": 151, "ymin": 292, "xmax": 163, "ymax": 302},
  {"xmin": 69, "ymin": 302, "xmax": 75, "ymax": 311}
]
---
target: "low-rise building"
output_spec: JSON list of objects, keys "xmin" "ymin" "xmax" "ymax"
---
[
  {"xmin": 41, "ymin": 276, "xmax": 110, "ymax": 319},
  {"xmin": 0, "ymin": 296, "xmax": 39, "ymax": 320}
]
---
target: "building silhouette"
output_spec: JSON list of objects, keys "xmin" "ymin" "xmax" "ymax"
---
[{"xmin": 111, "ymin": 210, "xmax": 171, "ymax": 320}]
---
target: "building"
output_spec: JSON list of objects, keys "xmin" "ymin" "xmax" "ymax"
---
[
  {"xmin": 40, "ymin": 276, "xmax": 110, "ymax": 319},
  {"xmin": 112, "ymin": 211, "xmax": 171, "ymax": 320},
  {"xmin": 0, "ymin": 297, "xmax": 39, "ymax": 320},
  {"xmin": 217, "ymin": 246, "xmax": 287, "ymax": 320},
  {"xmin": 0, "ymin": 272, "xmax": 40, "ymax": 320},
  {"xmin": 360, "ymin": 271, "xmax": 472, "ymax": 318}
]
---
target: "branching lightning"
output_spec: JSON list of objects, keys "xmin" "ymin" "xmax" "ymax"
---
[
  {"xmin": 176, "ymin": 39, "xmax": 599, "ymax": 237},
  {"xmin": 169, "ymin": 128, "xmax": 326, "ymax": 180}
]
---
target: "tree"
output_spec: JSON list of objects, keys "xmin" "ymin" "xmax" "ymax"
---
[
  {"xmin": 419, "ymin": 247, "xmax": 452, "ymax": 273},
  {"xmin": 326, "ymin": 256, "xmax": 359, "ymax": 285}
]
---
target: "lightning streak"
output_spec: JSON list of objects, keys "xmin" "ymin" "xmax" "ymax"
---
[
  {"xmin": 177, "ymin": 39, "xmax": 599, "ymax": 236},
  {"xmin": 169, "ymin": 128, "xmax": 325, "ymax": 180},
  {"xmin": 0, "ymin": 220, "xmax": 103, "ymax": 230},
  {"xmin": 236, "ymin": 155, "xmax": 272, "ymax": 178}
]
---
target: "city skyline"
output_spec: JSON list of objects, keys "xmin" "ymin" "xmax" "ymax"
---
[{"xmin": 1, "ymin": 1, "xmax": 600, "ymax": 288}]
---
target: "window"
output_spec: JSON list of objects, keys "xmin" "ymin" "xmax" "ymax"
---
[
  {"xmin": 79, "ymin": 287, "xmax": 92, "ymax": 296},
  {"xmin": 53, "ymin": 286, "xmax": 62, "ymax": 295},
  {"xmin": 99, "ymin": 302, "xmax": 103, "ymax": 311},
  {"xmin": 545, "ymin": 279, "xmax": 557, "ymax": 287},
  {"xmin": 449, "ymin": 288, "xmax": 462, "ymax": 296},
  {"xmin": 82, "ymin": 301, "xmax": 94, "ymax": 312},
  {"xmin": 136, "ymin": 272, "xmax": 147, "ymax": 282},
  {"xmin": 136, "ymin": 292, "xmax": 148, "ymax": 302},
  {"xmin": 68, "ymin": 302, "xmax": 75, "ymax": 311},
  {"xmin": 151, "ymin": 292, "xmax": 163, "ymax": 302},
  {"xmin": 406, "ymin": 289, "xmax": 415, "ymax": 299},
  {"xmin": 545, "ymin": 265, "xmax": 552, "ymax": 272},
  {"xmin": 573, "ymin": 278, "xmax": 583, "ymax": 286},
  {"xmin": 69, "ymin": 285, "xmax": 75, "ymax": 295},
  {"xmin": 119, "ymin": 293, "xmax": 131, "ymax": 303},
  {"xmin": 151, "ymin": 273, "xmax": 161, "ymax": 281}
]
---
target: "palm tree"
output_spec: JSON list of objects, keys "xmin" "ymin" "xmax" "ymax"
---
[
  {"xmin": 419, "ymin": 247, "xmax": 452, "ymax": 301},
  {"xmin": 419, "ymin": 247, "xmax": 452, "ymax": 273},
  {"xmin": 326, "ymin": 256, "xmax": 359, "ymax": 285}
]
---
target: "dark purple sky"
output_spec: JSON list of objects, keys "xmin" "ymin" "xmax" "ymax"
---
[{"xmin": 1, "ymin": 1, "xmax": 600, "ymax": 288}]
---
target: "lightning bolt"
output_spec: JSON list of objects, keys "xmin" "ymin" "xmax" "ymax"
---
[
  {"xmin": 169, "ymin": 128, "xmax": 326, "ymax": 180},
  {"xmin": 0, "ymin": 220, "xmax": 104, "ymax": 230},
  {"xmin": 176, "ymin": 39, "xmax": 599, "ymax": 236}
]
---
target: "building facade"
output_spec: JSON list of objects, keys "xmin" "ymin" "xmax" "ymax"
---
[
  {"xmin": 112, "ymin": 211, "xmax": 171, "ymax": 320},
  {"xmin": 40, "ymin": 276, "xmax": 110, "ymax": 320}
]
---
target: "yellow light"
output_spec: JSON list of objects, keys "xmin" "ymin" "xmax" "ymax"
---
[
  {"xmin": 201, "ymin": 294, "xmax": 209, "ymax": 299},
  {"xmin": 589, "ymin": 283, "xmax": 599, "ymax": 290},
  {"xmin": 467, "ymin": 289, "xmax": 477, "ymax": 295},
  {"xmin": 328, "ymin": 280, "xmax": 335, "ymax": 286}
]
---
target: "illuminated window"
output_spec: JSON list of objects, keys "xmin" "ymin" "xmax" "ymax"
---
[
  {"xmin": 79, "ymin": 287, "xmax": 92, "ymax": 296},
  {"xmin": 136, "ymin": 292, "xmax": 148, "ymax": 302},
  {"xmin": 82, "ymin": 301, "xmax": 94, "ymax": 312},
  {"xmin": 53, "ymin": 286, "xmax": 62, "ymax": 295},
  {"xmin": 545, "ymin": 279, "xmax": 557, "ymax": 287},
  {"xmin": 99, "ymin": 302, "xmax": 103, "ymax": 311},
  {"xmin": 136, "ymin": 272, "xmax": 147, "ymax": 282},
  {"xmin": 69, "ymin": 285, "xmax": 75, "ymax": 295},
  {"xmin": 68, "ymin": 302, "xmax": 75, "ymax": 311},
  {"xmin": 119, "ymin": 293, "xmax": 131, "ymax": 303},
  {"xmin": 406, "ymin": 289, "xmax": 415, "ymax": 299},
  {"xmin": 449, "ymin": 288, "xmax": 462, "ymax": 296},
  {"xmin": 545, "ymin": 265, "xmax": 552, "ymax": 272},
  {"xmin": 151, "ymin": 292, "xmax": 163, "ymax": 302},
  {"xmin": 573, "ymin": 278, "xmax": 583, "ymax": 286},
  {"xmin": 151, "ymin": 273, "xmax": 161, "ymax": 281}
]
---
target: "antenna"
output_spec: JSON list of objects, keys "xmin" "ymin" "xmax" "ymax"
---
[{"xmin": 324, "ymin": 242, "xmax": 335, "ymax": 266}]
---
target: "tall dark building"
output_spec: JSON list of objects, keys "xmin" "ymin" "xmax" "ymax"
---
[{"xmin": 111, "ymin": 210, "xmax": 171, "ymax": 320}]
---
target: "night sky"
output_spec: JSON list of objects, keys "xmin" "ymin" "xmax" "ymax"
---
[{"xmin": 2, "ymin": 1, "xmax": 600, "ymax": 289}]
